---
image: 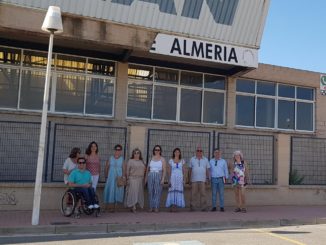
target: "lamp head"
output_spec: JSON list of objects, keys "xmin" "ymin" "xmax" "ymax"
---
[{"xmin": 41, "ymin": 6, "xmax": 63, "ymax": 33}]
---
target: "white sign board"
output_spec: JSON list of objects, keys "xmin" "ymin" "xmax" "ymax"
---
[{"xmin": 150, "ymin": 33, "xmax": 258, "ymax": 68}]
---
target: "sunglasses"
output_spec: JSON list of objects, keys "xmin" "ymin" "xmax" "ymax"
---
[
  {"xmin": 196, "ymin": 150, "xmax": 203, "ymax": 152},
  {"xmin": 78, "ymin": 161, "xmax": 86, "ymax": 164},
  {"xmin": 215, "ymin": 160, "xmax": 217, "ymax": 166}
]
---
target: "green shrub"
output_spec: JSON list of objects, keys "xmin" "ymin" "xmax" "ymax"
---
[{"xmin": 289, "ymin": 169, "xmax": 304, "ymax": 185}]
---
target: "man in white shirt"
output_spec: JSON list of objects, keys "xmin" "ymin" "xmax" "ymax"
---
[
  {"xmin": 189, "ymin": 146, "xmax": 210, "ymax": 211},
  {"xmin": 209, "ymin": 148, "xmax": 229, "ymax": 212}
]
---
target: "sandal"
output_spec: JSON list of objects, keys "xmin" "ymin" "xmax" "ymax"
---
[{"xmin": 234, "ymin": 208, "xmax": 241, "ymax": 212}]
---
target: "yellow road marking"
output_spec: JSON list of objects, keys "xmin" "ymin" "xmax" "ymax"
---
[{"xmin": 252, "ymin": 229, "xmax": 307, "ymax": 245}]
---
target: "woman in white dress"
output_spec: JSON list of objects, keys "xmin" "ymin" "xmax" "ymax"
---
[{"xmin": 165, "ymin": 148, "xmax": 186, "ymax": 212}]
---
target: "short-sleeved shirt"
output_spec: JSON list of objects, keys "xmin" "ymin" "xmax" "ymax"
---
[
  {"xmin": 189, "ymin": 156, "xmax": 210, "ymax": 182},
  {"xmin": 68, "ymin": 169, "xmax": 92, "ymax": 186},
  {"xmin": 63, "ymin": 157, "xmax": 77, "ymax": 184}
]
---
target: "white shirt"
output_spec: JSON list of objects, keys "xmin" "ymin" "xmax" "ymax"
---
[
  {"xmin": 149, "ymin": 159, "xmax": 163, "ymax": 172},
  {"xmin": 189, "ymin": 156, "xmax": 210, "ymax": 182},
  {"xmin": 63, "ymin": 157, "xmax": 76, "ymax": 184}
]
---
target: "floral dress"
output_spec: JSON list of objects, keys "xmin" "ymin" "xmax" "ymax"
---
[
  {"xmin": 165, "ymin": 159, "xmax": 185, "ymax": 208},
  {"xmin": 231, "ymin": 161, "xmax": 246, "ymax": 187}
]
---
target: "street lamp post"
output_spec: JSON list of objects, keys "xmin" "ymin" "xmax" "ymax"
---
[{"xmin": 31, "ymin": 6, "xmax": 63, "ymax": 226}]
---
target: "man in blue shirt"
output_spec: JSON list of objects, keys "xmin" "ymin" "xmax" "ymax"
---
[
  {"xmin": 68, "ymin": 157, "xmax": 99, "ymax": 209},
  {"xmin": 209, "ymin": 148, "xmax": 229, "ymax": 212}
]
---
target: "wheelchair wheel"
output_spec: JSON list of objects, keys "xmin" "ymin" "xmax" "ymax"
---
[{"xmin": 61, "ymin": 191, "xmax": 76, "ymax": 217}]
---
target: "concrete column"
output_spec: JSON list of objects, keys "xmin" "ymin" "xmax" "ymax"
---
[
  {"xmin": 277, "ymin": 134, "xmax": 291, "ymax": 186},
  {"xmin": 227, "ymin": 76, "xmax": 236, "ymax": 128},
  {"xmin": 129, "ymin": 126, "xmax": 147, "ymax": 156},
  {"xmin": 114, "ymin": 62, "xmax": 128, "ymax": 122}
]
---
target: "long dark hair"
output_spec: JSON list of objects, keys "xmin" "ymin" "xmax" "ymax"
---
[
  {"xmin": 172, "ymin": 147, "xmax": 182, "ymax": 160},
  {"xmin": 85, "ymin": 141, "xmax": 98, "ymax": 155},
  {"xmin": 152, "ymin": 145, "xmax": 162, "ymax": 156}
]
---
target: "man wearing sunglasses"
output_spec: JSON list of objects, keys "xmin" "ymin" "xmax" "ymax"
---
[
  {"xmin": 209, "ymin": 149, "xmax": 229, "ymax": 212},
  {"xmin": 68, "ymin": 157, "xmax": 99, "ymax": 210},
  {"xmin": 189, "ymin": 146, "xmax": 210, "ymax": 211}
]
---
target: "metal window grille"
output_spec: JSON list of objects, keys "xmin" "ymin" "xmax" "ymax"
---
[
  {"xmin": 147, "ymin": 129, "xmax": 211, "ymax": 165},
  {"xmin": 51, "ymin": 124, "xmax": 127, "ymax": 182},
  {"xmin": 217, "ymin": 133, "xmax": 274, "ymax": 185},
  {"xmin": 291, "ymin": 137, "xmax": 326, "ymax": 185},
  {"xmin": 0, "ymin": 121, "xmax": 46, "ymax": 182}
]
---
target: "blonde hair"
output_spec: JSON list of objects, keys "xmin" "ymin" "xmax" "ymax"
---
[{"xmin": 233, "ymin": 150, "xmax": 243, "ymax": 161}]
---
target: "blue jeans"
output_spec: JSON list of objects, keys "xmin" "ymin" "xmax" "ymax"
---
[
  {"xmin": 74, "ymin": 187, "xmax": 97, "ymax": 206},
  {"xmin": 211, "ymin": 177, "xmax": 225, "ymax": 208}
]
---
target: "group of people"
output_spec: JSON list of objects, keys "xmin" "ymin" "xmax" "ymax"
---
[{"xmin": 63, "ymin": 142, "xmax": 250, "ymax": 214}]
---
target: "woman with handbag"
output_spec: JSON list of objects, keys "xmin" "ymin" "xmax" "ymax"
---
[
  {"xmin": 124, "ymin": 148, "xmax": 146, "ymax": 213},
  {"xmin": 103, "ymin": 144, "xmax": 125, "ymax": 212}
]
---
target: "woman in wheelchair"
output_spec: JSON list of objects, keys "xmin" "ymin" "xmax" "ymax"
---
[{"xmin": 68, "ymin": 157, "xmax": 99, "ymax": 210}]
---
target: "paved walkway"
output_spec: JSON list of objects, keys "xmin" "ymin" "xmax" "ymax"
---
[{"xmin": 1, "ymin": 206, "xmax": 326, "ymax": 235}]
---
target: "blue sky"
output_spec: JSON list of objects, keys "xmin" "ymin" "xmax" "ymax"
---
[{"xmin": 259, "ymin": 0, "xmax": 326, "ymax": 73}]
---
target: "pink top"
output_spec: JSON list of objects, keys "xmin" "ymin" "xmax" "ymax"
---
[{"xmin": 86, "ymin": 154, "xmax": 100, "ymax": 175}]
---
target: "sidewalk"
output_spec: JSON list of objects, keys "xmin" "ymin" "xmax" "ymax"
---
[{"xmin": 1, "ymin": 206, "xmax": 326, "ymax": 236}]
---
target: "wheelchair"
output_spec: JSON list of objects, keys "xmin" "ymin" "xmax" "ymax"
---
[{"xmin": 61, "ymin": 189, "xmax": 100, "ymax": 218}]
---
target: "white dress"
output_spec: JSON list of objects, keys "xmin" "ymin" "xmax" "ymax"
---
[{"xmin": 165, "ymin": 159, "xmax": 185, "ymax": 208}]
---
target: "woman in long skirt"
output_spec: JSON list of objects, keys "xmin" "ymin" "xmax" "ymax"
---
[
  {"xmin": 145, "ymin": 145, "xmax": 166, "ymax": 213},
  {"xmin": 124, "ymin": 148, "xmax": 146, "ymax": 213},
  {"xmin": 165, "ymin": 148, "xmax": 186, "ymax": 212},
  {"xmin": 103, "ymin": 144, "xmax": 125, "ymax": 212}
]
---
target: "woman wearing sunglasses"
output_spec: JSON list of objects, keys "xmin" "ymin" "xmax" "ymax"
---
[
  {"xmin": 103, "ymin": 144, "xmax": 125, "ymax": 212},
  {"xmin": 124, "ymin": 148, "xmax": 146, "ymax": 213},
  {"xmin": 145, "ymin": 145, "xmax": 167, "ymax": 213}
]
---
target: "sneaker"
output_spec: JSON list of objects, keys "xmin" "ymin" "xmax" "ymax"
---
[
  {"xmin": 88, "ymin": 205, "xmax": 94, "ymax": 209},
  {"xmin": 241, "ymin": 208, "xmax": 247, "ymax": 213},
  {"xmin": 234, "ymin": 208, "xmax": 241, "ymax": 212},
  {"xmin": 211, "ymin": 207, "xmax": 217, "ymax": 212},
  {"xmin": 94, "ymin": 204, "xmax": 100, "ymax": 209},
  {"xmin": 220, "ymin": 207, "xmax": 225, "ymax": 212}
]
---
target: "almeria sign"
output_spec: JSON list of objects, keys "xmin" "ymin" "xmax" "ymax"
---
[{"xmin": 150, "ymin": 34, "xmax": 258, "ymax": 68}]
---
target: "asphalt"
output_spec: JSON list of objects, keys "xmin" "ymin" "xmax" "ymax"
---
[{"xmin": 1, "ymin": 206, "xmax": 326, "ymax": 236}]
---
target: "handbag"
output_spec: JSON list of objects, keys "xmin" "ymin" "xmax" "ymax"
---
[{"xmin": 116, "ymin": 176, "xmax": 126, "ymax": 187}]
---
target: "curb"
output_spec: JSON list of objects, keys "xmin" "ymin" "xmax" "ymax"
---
[{"xmin": 0, "ymin": 218, "xmax": 321, "ymax": 236}]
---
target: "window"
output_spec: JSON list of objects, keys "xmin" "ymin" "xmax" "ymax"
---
[
  {"xmin": 85, "ymin": 78, "xmax": 114, "ymax": 115},
  {"xmin": 0, "ymin": 46, "xmax": 116, "ymax": 117},
  {"xmin": 127, "ymin": 64, "xmax": 226, "ymax": 125},
  {"xmin": 127, "ymin": 83, "xmax": 152, "ymax": 119},
  {"xmin": 236, "ymin": 79, "xmax": 315, "ymax": 131},
  {"xmin": 153, "ymin": 86, "xmax": 177, "ymax": 120},
  {"xmin": 55, "ymin": 74, "xmax": 85, "ymax": 113},
  {"xmin": 20, "ymin": 70, "xmax": 47, "ymax": 110},
  {"xmin": 0, "ymin": 67, "xmax": 19, "ymax": 108}
]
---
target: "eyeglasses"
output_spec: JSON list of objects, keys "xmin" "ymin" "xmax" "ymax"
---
[{"xmin": 154, "ymin": 149, "xmax": 161, "ymax": 152}]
